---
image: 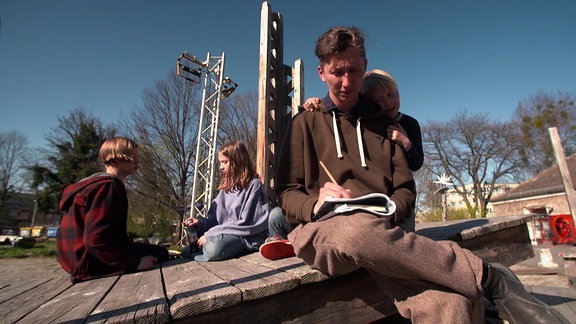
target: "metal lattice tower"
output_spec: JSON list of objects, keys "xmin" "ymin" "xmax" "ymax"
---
[{"xmin": 176, "ymin": 51, "xmax": 237, "ymax": 219}]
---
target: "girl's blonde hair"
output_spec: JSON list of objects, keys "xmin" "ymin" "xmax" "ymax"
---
[
  {"xmin": 361, "ymin": 69, "xmax": 398, "ymax": 99},
  {"xmin": 98, "ymin": 137, "xmax": 138, "ymax": 165},
  {"xmin": 217, "ymin": 140, "xmax": 257, "ymax": 192}
]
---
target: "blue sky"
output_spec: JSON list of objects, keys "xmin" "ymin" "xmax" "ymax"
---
[{"xmin": 1, "ymin": 0, "xmax": 575, "ymax": 149}]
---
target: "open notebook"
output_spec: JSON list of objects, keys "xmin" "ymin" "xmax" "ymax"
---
[{"xmin": 311, "ymin": 193, "xmax": 396, "ymax": 222}]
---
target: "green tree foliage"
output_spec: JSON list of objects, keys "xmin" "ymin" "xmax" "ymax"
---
[
  {"xmin": 514, "ymin": 90, "xmax": 576, "ymax": 177},
  {"xmin": 29, "ymin": 108, "xmax": 114, "ymax": 213},
  {"xmin": 127, "ymin": 188, "xmax": 175, "ymax": 239}
]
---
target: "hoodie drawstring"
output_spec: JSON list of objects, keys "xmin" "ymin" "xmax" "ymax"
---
[
  {"xmin": 356, "ymin": 118, "xmax": 367, "ymax": 168},
  {"xmin": 332, "ymin": 111, "xmax": 343, "ymax": 159},
  {"xmin": 331, "ymin": 111, "xmax": 367, "ymax": 168}
]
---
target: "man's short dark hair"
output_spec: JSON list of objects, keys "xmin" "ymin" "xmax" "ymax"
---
[{"xmin": 314, "ymin": 26, "xmax": 366, "ymax": 66}]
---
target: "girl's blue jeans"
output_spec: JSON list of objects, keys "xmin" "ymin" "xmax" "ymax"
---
[{"xmin": 194, "ymin": 234, "xmax": 247, "ymax": 261}]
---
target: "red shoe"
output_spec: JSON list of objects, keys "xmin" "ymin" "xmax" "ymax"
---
[{"xmin": 260, "ymin": 237, "xmax": 295, "ymax": 260}]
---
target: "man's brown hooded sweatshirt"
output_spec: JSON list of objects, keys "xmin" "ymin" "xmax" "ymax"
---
[{"xmin": 276, "ymin": 94, "xmax": 416, "ymax": 231}]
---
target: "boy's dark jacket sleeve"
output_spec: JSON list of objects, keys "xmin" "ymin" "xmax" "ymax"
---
[
  {"xmin": 57, "ymin": 173, "xmax": 140, "ymax": 282},
  {"xmin": 399, "ymin": 114, "xmax": 424, "ymax": 171}
]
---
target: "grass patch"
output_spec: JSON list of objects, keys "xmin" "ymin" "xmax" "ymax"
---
[
  {"xmin": 0, "ymin": 239, "xmax": 57, "ymax": 259},
  {"xmin": 0, "ymin": 240, "xmax": 182, "ymax": 259}
]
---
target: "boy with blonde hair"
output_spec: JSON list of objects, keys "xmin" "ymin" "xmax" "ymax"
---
[{"xmin": 57, "ymin": 136, "xmax": 169, "ymax": 282}]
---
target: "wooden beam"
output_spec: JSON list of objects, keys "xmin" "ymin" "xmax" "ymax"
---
[
  {"xmin": 292, "ymin": 58, "xmax": 304, "ymax": 116},
  {"xmin": 257, "ymin": 1, "xmax": 272, "ymax": 200},
  {"xmin": 256, "ymin": 1, "xmax": 302, "ymax": 204},
  {"xmin": 549, "ymin": 127, "xmax": 576, "ymax": 224}
]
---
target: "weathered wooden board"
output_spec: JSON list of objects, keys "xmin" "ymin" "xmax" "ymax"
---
[
  {"xmin": 198, "ymin": 257, "xmax": 300, "ymax": 301},
  {"xmin": 1, "ymin": 215, "xmax": 553, "ymax": 324},
  {"xmin": 239, "ymin": 252, "xmax": 330, "ymax": 285},
  {"xmin": 0, "ymin": 276, "xmax": 71, "ymax": 323},
  {"xmin": 175, "ymin": 269, "xmax": 396, "ymax": 324},
  {"xmin": 87, "ymin": 267, "xmax": 169, "ymax": 323},
  {"xmin": 0, "ymin": 277, "xmax": 54, "ymax": 304},
  {"xmin": 417, "ymin": 215, "xmax": 536, "ymax": 266},
  {"xmin": 415, "ymin": 215, "xmax": 536, "ymax": 241},
  {"xmin": 162, "ymin": 258, "xmax": 241, "ymax": 319},
  {"xmin": 458, "ymin": 222, "xmax": 534, "ymax": 266},
  {"xmin": 16, "ymin": 275, "xmax": 117, "ymax": 323}
]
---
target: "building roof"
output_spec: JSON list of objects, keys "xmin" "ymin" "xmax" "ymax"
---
[{"xmin": 491, "ymin": 154, "xmax": 576, "ymax": 203}]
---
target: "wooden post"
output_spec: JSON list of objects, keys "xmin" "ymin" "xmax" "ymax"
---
[
  {"xmin": 441, "ymin": 190, "xmax": 448, "ymax": 222},
  {"xmin": 257, "ymin": 1, "xmax": 303, "ymax": 203},
  {"xmin": 548, "ymin": 127, "xmax": 576, "ymax": 223},
  {"xmin": 292, "ymin": 59, "xmax": 304, "ymax": 116},
  {"xmin": 256, "ymin": 2, "xmax": 272, "ymax": 201}
]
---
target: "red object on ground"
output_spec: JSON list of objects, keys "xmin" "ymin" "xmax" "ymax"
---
[
  {"xmin": 548, "ymin": 214, "xmax": 576, "ymax": 245},
  {"xmin": 259, "ymin": 239, "xmax": 295, "ymax": 260}
]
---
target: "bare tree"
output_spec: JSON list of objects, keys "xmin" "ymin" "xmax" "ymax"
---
[
  {"xmin": 514, "ymin": 90, "xmax": 576, "ymax": 177},
  {"xmin": 423, "ymin": 111, "xmax": 522, "ymax": 218},
  {"xmin": 125, "ymin": 73, "xmax": 257, "ymax": 241},
  {"xmin": 218, "ymin": 90, "xmax": 259, "ymax": 159},
  {"xmin": 0, "ymin": 130, "xmax": 29, "ymax": 221},
  {"xmin": 412, "ymin": 159, "xmax": 442, "ymax": 222},
  {"xmin": 125, "ymin": 72, "xmax": 202, "ymax": 241}
]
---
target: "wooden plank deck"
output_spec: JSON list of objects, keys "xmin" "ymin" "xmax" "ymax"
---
[{"xmin": 3, "ymin": 214, "xmax": 573, "ymax": 323}]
